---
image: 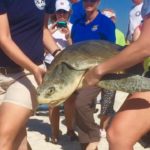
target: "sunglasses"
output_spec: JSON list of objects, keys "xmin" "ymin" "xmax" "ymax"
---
[
  {"xmin": 83, "ymin": 0, "xmax": 98, "ymax": 2},
  {"xmin": 56, "ymin": 9, "xmax": 68, "ymax": 14}
]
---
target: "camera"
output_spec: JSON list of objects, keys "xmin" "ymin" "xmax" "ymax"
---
[{"xmin": 57, "ymin": 21, "xmax": 67, "ymax": 28}]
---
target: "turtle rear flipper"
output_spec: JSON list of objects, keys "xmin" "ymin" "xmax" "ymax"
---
[{"xmin": 98, "ymin": 74, "xmax": 150, "ymax": 93}]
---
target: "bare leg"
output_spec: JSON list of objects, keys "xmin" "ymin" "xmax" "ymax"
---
[
  {"xmin": 14, "ymin": 128, "xmax": 32, "ymax": 150},
  {"xmin": 100, "ymin": 115, "xmax": 111, "ymax": 129},
  {"xmin": 64, "ymin": 94, "xmax": 75, "ymax": 132},
  {"xmin": 64, "ymin": 93, "xmax": 78, "ymax": 140},
  {"xmin": 0, "ymin": 103, "xmax": 32, "ymax": 150},
  {"xmin": 48, "ymin": 106, "xmax": 59, "ymax": 143},
  {"xmin": 107, "ymin": 92, "xmax": 150, "ymax": 150}
]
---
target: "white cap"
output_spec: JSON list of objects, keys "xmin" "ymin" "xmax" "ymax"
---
[
  {"xmin": 55, "ymin": 0, "xmax": 70, "ymax": 12},
  {"xmin": 102, "ymin": 9, "xmax": 116, "ymax": 18}
]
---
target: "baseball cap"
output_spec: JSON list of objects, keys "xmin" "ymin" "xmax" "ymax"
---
[
  {"xmin": 55, "ymin": 0, "xmax": 71, "ymax": 12},
  {"xmin": 102, "ymin": 9, "xmax": 116, "ymax": 18}
]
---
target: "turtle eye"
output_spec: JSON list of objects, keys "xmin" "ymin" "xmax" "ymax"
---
[{"xmin": 45, "ymin": 87, "xmax": 55, "ymax": 98}]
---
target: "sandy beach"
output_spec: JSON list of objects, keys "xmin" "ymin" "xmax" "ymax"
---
[{"xmin": 27, "ymin": 91, "xmax": 150, "ymax": 150}]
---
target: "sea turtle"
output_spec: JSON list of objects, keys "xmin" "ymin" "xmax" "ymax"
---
[{"xmin": 37, "ymin": 40, "xmax": 150, "ymax": 107}]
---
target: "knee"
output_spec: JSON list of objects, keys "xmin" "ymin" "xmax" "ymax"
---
[
  {"xmin": 107, "ymin": 125, "xmax": 119, "ymax": 145},
  {"xmin": 107, "ymin": 124, "xmax": 135, "ymax": 147}
]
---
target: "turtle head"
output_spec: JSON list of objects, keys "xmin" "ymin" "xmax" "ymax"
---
[
  {"xmin": 37, "ymin": 78, "xmax": 72, "ymax": 107},
  {"xmin": 37, "ymin": 63, "xmax": 83, "ymax": 107}
]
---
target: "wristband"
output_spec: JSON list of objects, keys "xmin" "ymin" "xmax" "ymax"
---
[{"xmin": 52, "ymin": 49, "xmax": 61, "ymax": 57}]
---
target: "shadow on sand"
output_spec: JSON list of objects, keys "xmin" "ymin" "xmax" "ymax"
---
[{"xmin": 27, "ymin": 117, "xmax": 81, "ymax": 150}]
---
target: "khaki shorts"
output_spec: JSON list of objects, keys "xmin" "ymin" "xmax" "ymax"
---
[{"xmin": 0, "ymin": 68, "xmax": 42, "ymax": 110}]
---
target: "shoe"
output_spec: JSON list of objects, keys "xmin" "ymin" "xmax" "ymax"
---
[
  {"xmin": 49, "ymin": 137, "xmax": 58, "ymax": 144},
  {"xmin": 69, "ymin": 133, "xmax": 78, "ymax": 141},
  {"xmin": 67, "ymin": 130, "xmax": 78, "ymax": 141},
  {"xmin": 100, "ymin": 129, "xmax": 106, "ymax": 138}
]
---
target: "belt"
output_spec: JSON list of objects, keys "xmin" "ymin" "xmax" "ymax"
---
[{"xmin": 0, "ymin": 67, "xmax": 23, "ymax": 75}]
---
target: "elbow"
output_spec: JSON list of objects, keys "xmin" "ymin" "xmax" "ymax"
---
[
  {"xmin": 0, "ymin": 35, "xmax": 12, "ymax": 48},
  {"xmin": 143, "ymin": 49, "xmax": 150, "ymax": 58},
  {"xmin": 142, "ymin": 42, "xmax": 150, "ymax": 58},
  {"xmin": 135, "ymin": 37, "xmax": 150, "ymax": 58}
]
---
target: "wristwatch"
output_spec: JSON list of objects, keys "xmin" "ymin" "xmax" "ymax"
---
[{"xmin": 52, "ymin": 49, "xmax": 61, "ymax": 57}]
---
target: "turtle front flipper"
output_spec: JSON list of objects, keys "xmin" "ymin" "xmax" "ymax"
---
[{"xmin": 98, "ymin": 74, "xmax": 150, "ymax": 93}]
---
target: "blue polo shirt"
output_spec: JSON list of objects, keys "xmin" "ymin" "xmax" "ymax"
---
[
  {"xmin": 70, "ymin": 0, "xmax": 85, "ymax": 24},
  {"xmin": 71, "ymin": 11, "xmax": 116, "ymax": 43},
  {"xmin": 0, "ymin": 0, "xmax": 55, "ymax": 67}
]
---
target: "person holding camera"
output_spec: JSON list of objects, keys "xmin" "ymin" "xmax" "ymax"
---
[
  {"xmin": 44, "ymin": 0, "xmax": 78, "ymax": 144},
  {"xmin": 45, "ymin": 0, "xmax": 72, "ymax": 65}
]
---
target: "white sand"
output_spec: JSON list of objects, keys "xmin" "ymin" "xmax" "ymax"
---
[{"xmin": 27, "ymin": 91, "xmax": 150, "ymax": 150}]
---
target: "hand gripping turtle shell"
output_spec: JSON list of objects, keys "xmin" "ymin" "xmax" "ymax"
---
[{"xmin": 37, "ymin": 40, "xmax": 150, "ymax": 107}]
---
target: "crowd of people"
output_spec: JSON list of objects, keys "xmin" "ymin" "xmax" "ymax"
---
[{"xmin": 0, "ymin": 0, "xmax": 150, "ymax": 150}]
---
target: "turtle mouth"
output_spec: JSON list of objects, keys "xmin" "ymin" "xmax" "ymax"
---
[
  {"xmin": 37, "ymin": 97, "xmax": 67, "ymax": 107},
  {"xmin": 49, "ymin": 98, "xmax": 67, "ymax": 108},
  {"xmin": 37, "ymin": 97, "xmax": 50, "ymax": 104}
]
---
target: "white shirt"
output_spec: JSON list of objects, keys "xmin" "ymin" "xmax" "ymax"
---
[
  {"xmin": 45, "ymin": 22, "xmax": 72, "ymax": 64},
  {"xmin": 128, "ymin": 3, "xmax": 143, "ymax": 39}
]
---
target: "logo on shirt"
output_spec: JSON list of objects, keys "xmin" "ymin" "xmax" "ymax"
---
[
  {"xmin": 135, "ymin": 11, "xmax": 141, "ymax": 16},
  {"xmin": 34, "ymin": 0, "xmax": 46, "ymax": 10},
  {"xmin": 91, "ymin": 25, "xmax": 98, "ymax": 31}
]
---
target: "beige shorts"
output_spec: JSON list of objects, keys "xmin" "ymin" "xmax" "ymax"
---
[{"xmin": 0, "ymin": 67, "xmax": 42, "ymax": 110}]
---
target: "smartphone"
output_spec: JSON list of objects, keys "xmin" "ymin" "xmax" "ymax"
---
[{"xmin": 57, "ymin": 21, "xmax": 67, "ymax": 28}]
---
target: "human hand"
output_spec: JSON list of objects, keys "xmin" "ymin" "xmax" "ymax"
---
[
  {"xmin": 60, "ymin": 27, "xmax": 71, "ymax": 40},
  {"xmin": 83, "ymin": 66, "xmax": 102, "ymax": 87},
  {"xmin": 49, "ymin": 23, "xmax": 58, "ymax": 34},
  {"xmin": 33, "ymin": 66, "xmax": 46, "ymax": 85}
]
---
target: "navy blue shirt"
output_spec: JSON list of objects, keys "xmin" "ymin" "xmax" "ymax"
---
[
  {"xmin": 71, "ymin": 11, "xmax": 116, "ymax": 43},
  {"xmin": 70, "ymin": 0, "xmax": 85, "ymax": 24},
  {"xmin": 0, "ymin": 0, "xmax": 54, "ymax": 67}
]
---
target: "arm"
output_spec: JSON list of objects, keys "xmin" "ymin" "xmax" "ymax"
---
[
  {"xmin": 66, "ymin": 37, "xmax": 72, "ymax": 45},
  {"xmin": 63, "ymin": 25, "xmax": 72, "ymax": 45},
  {"xmin": 43, "ymin": 14, "xmax": 60, "ymax": 55},
  {"xmin": 84, "ymin": 17, "xmax": 150, "ymax": 86},
  {"xmin": 0, "ymin": 13, "xmax": 45, "ymax": 85}
]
